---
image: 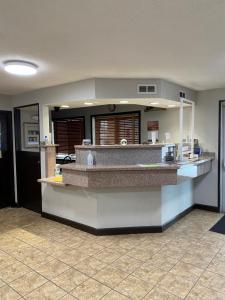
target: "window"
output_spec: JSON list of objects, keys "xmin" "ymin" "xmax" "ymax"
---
[
  {"xmin": 94, "ymin": 112, "xmax": 140, "ymax": 145},
  {"xmin": 53, "ymin": 117, "xmax": 84, "ymax": 153}
]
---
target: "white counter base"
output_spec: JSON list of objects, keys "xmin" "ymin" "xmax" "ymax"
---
[{"xmin": 42, "ymin": 178, "xmax": 193, "ymax": 233}]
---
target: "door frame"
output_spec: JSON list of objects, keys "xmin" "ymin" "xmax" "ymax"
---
[
  {"xmin": 218, "ymin": 100, "xmax": 225, "ymax": 212},
  {"xmin": 0, "ymin": 110, "xmax": 15, "ymax": 207},
  {"xmin": 13, "ymin": 103, "xmax": 41, "ymax": 210},
  {"xmin": 14, "ymin": 103, "xmax": 40, "ymax": 149}
]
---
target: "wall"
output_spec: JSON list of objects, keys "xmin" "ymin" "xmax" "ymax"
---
[
  {"xmin": 52, "ymin": 104, "xmax": 191, "ymax": 144},
  {"xmin": 194, "ymin": 88, "xmax": 225, "ymax": 208},
  {"xmin": 11, "ymin": 79, "xmax": 95, "ymax": 108},
  {"xmin": 95, "ymin": 78, "xmax": 197, "ymax": 102},
  {"xmin": 142, "ymin": 106, "xmax": 191, "ymax": 143},
  {"xmin": 161, "ymin": 179, "xmax": 193, "ymax": 224},
  {"xmin": 0, "ymin": 94, "xmax": 12, "ymax": 111},
  {"xmin": 11, "ymin": 79, "xmax": 95, "ymax": 178}
]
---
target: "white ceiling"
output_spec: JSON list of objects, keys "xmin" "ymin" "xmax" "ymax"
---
[{"xmin": 0, "ymin": 0, "xmax": 225, "ymax": 95}]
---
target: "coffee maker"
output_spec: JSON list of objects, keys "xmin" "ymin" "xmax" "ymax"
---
[{"xmin": 162, "ymin": 144, "xmax": 176, "ymax": 163}]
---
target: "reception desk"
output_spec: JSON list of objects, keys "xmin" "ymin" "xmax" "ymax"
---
[{"xmin": 39, "ymin": 144, "xmax": 212, "ymax": 235}]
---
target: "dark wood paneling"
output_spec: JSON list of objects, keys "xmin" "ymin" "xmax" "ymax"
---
[
  {"xmin": 14, "ymin": 105, "xmax": 42, "ymax": 214},
  {"xmin": 95, "ymin": 112, "xmax": 140, "ymax": 145},
  {"xmin": 16, "ymin": 151, "xmax": 42, "ymax": 213},
  {"xmin": 54, "ymin": 117, "xmax": 85, "ymax": 153},
  {"xmin": 0, "ymin": 111, "xmax": 15, "ymax": 208}
]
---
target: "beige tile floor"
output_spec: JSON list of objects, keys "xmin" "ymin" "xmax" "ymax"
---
[{"xmin": 0, "ymin": 208, "xmax": 225, "ymax": 299}]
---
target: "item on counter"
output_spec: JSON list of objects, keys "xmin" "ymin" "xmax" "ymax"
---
[
  {"xmin": 87, "ymin": 151, "xmax": 94, "ymax": 166},
  {"xmin": 164, "ymin": 145, "xmax": 176, "ymax": 162},
  {"xmin": 193, "ymin": 139, "xmax": 202, "ymax": 156},
  {"xmin": 120, "ymin": 138, "xmax": 127, "ymax": 146},
  {"xmin": 165, "ymin": 132, "xmax": 171, "ymax": 143},
  {"xmin": 55, "ymin": 164, "xmax": 61, "ymax": 176},
  {"xmin": 147, "ymin": 121, "xmax": 159, "ymax": 143},
  {"xmin": 151, "ymin": 131, "xmax": 157, "ymax": 144},
  {"xmin": 44, "ymin": 135, "xmax": 49, "ymax": 145},
  {"xmin": 82, "ymin": 139, "xmax": 91, "ymax": 146},
  {"xmin": 53, "ymin": 175, "xmax": 62, "ymax": 182}
]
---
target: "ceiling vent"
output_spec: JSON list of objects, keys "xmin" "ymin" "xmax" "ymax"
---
[
  {"xmin": 179, "ymin": 91, "xmax": 186, "ymax": 99},
  {"xmin": 137, "ymin": 84, "xmax": 157, "ymax": 94}
]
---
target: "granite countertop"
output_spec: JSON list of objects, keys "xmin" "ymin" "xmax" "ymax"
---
[
  {"xmin": 61, "ymin": 163, "xmax": 179, "ymax": 172},
  {"xmin": 61, "ymin": 156, "xmax": 213, "ymax": 172},
  {"xmin": 75, "ymin": 144, "xmax": 166, "ymax": 150}
]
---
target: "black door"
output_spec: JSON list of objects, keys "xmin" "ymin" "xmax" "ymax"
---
[
  {"xmin": 14, "ymin": 105, "xmax": 42, "ymax": 213},
  {"xmin": 16, "ymin": 151, "xmax": 41, "ymax": 213},
  {"xmin": 0, "ymin": 111, "xmax": 15, "ymax": 208}
]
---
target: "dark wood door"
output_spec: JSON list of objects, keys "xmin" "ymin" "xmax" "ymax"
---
[
  {"xmin": 0, "ymin": 111, "xmax": 15, "ymax": 208},
  {"xmin": 14, "ymin": 105, "xmax": 42, "ymax": 213},
  {"xmin": 16, "ymin": 151, "xmax": 42, "ymax": 213}
]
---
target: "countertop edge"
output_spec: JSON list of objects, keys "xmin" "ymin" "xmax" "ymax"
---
[
  {"xmin": 61, "ymin": 163, "xmax": 179, "ymax": 172},
  {"xmin": 38, "ymin": 178, "xmax": 69, "ymax": 187},
  {"xmin": 75, "ymin": 144, "xmax": 166, "ymax": 150}
]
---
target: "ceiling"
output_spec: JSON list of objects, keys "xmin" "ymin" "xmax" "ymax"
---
[{"xmin": 0, "ymin": 0, "xmax": 225, "ymax": 95}]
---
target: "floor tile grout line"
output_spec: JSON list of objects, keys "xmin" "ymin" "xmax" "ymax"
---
[
  {"xmin": 1, "ymin": 208, "xmax": 225, "ymax": 299},
  {"xmin": 0, "ymin": 246, "xmax": 80, "ymax": 297},
  {"xmin": 182, "ymin": 239, "xmax": 223, "ymax": 299},
  {"xmin": 3, "ymin": 282, "xmax": 27, "ymax": 299}
]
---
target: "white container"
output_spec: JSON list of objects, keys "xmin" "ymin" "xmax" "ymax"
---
[
  {"xmin": 87, "ymin": 151, "xmax": 94, "ymax": 166},
  {"xmin": 151, "ymin": 131, "xmax": 157, "ymax": 144},
  {"xmin": 44, "ymin": 135, "xmax": 49, "ymax": 145},
  {"xmin": 55, "ymin": 164, "xmax": 61, "ymax": 176}
]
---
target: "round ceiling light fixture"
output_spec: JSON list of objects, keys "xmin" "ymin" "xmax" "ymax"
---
[
  {"xmin": 3, "ymin": 60, "xmax": 38, "ymax": 76},
  {"xmin": 150, "ymin": 102, "xmax": 159, "ymax": 105},
  {"xmin": 61, "ymin": 105, "xmax": 70, "ymax": 108}
]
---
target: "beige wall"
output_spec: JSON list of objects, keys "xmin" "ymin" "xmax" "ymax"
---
[
  {"xmin": 11, "ymin": 79, "xmax": 95, "ymax": 108},
  {"xmin": 9, "ymin": 78, "xmax": 225, "ymax": 209},
  {"xmin": 0, "ymin": 94, "xmax": 12, "ymax": 111},
  {"xmin": 194, "ymin": 88, "xmax": 225, "ymax": 208},
  {"xmin": 142, "ymin": 107, "xmax": 191, "ymax": 143}
]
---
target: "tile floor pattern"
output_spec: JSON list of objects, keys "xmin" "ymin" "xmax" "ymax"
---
[{"xmin": 0, "ymin": 209, "xmax": 225, "ymax": 299}]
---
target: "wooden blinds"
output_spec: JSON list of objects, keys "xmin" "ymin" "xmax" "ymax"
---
[
  {"xmin": 54, "ymin": 118, "xmax": 84, "ymax": 153},
  {"xmin": 95, "ymin": 112, "xmax": 140, "ymax": 145}
]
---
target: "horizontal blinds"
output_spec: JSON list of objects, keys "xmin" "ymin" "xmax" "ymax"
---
[
  {"xmin": 54, "ymin": 118, "xmax": 84, "ymax": 153},
  {"xmin": 95, "ymin": 112, "xmax": 140, "ymax": 145}
]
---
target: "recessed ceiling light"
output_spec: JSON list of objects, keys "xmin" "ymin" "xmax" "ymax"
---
[
  {"xmin": 3, "ymin": 60, "xmax": 38, "ymax": 76},
  {"xmin": 120, "ymin": 100, "xmax": 129, "ymax": 104},
  {"xmin": 84, "ymin": 102, "xmax": 94, "ymax": 105},
  {"xmin": 168, "ymin": 104, "xmax": 176, "ymax": 108},
  {"xmin": 61, "ymin": 105, "xmax": 70, "ymax": 108},
  {"xmin": 150, "ymin": 102, "xmax": 159, "ymax": 105}
]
